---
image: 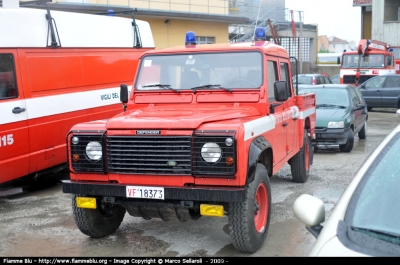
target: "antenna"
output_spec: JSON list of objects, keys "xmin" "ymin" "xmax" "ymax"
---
[{"xmin": 252, "ymin": 0, "xmax": 263, "ymax": 41}]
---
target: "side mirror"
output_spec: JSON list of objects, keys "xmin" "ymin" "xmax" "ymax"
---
[
  {"xmin": 120, "ymin": 84, "xmax": 129, "ymax": 112},
  {"xmin": 387, "ymin": 56, "xmax": 392, "ymax": 66},
  {"xmin": 337, "ymin": 56, "xmax": 341, "ymax": 64},
  {"xmin": 120, "ymin": 84, "xmax": 129, "ymax": 103},
  {"xmin": 274, "ymin": 81, "xmax": 289, "ymax": 102},
  {"xmin": 355, "ymin": 103, "xmax": 365, "ymax": 110}
]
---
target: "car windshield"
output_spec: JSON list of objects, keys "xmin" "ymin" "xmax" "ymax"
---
[
  {"xmin": 299, "ymin": 88, "xmax": 349, "ymax": 107},
  {"xmin": 135, "ymin": 51, "xmax": 263, "ymax": 91},
  {"xmin": 347, "ymin": 133, "xmax": 400, "ymax": 244},
  {"xmin": 342, "ymin": 54, "xmax": 385, "ymax": 68},
  {"xmin": 294, "ymin": 76, "xmax": 312, "ymax": 84}
]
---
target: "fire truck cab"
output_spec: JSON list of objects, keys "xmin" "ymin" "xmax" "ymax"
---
[
  {"xmin": 340, "ymin": 39, "xmax": 396, "ymax": 85},
  {"xmin": 62, "ymin": 28, "xmax": 316, "ymax": 253}
]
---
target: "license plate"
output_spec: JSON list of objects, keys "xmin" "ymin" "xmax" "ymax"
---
[{"xmin": 126, "ymin": 186, "xmax": 164, "ymax": 200}]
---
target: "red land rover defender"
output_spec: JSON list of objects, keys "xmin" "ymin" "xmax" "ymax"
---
[{"xmin": 62, "ymin": 29, "xmax": 316, "ymax": 253}]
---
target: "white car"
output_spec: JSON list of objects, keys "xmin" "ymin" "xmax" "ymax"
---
[{"xmin": 293, "ymin": 111, "xmax": 400, "ymax": 256}]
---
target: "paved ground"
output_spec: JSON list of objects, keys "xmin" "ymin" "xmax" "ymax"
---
[{"xmin": 0, "ymin": 108, "xmax": 399, "ymax": 257}]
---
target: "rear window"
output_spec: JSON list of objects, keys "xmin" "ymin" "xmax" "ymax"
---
[{"xmin": 295, "ymin": 76, "xmax": 312, "ymax": 85}]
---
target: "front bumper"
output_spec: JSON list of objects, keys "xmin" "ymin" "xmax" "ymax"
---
[
  {"xmin": 312, "ymin": 127, "xmax": 350, "ymax": 145},
  {"xmin": 62, "ymin": 180, "xmax": 245, "ymax": 203}
]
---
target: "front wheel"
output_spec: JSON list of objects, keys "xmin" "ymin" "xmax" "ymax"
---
[
  {"xmin": 339, "ymin": 129, "xmax": 354, "ymax": 152},
  {"xmin": 72, "ymin": 195, "xmax": 126, "ymax": 238},
  {"xmin": 358, "ymin": 121, "xmax": 367, "ymax": 139},
  {"xmin": 290, "ymin": 129, "xmax": 311, "ymax": 183},
  {"xmin": 228, "ymin": 163, "xmax": 271, "ymax": 253}
]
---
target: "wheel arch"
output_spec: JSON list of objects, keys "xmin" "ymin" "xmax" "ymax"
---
[{"xmin": 246, "ymin": 136, "xmax": 272, "ymax": 185}]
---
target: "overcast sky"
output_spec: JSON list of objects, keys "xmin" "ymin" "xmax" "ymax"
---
[{"xmin": 285, "ymin": 0, "xmax": 361, "ymax": 43}]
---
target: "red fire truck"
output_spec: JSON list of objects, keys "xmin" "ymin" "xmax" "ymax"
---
[
  {"xmin": 0, "ymin": 0, "xmax": 154, "ymax": 190},
  {"xmin": 391, "ymin": 46, "xmax": 400, "ymax": 74},
  {"xmin": 340, "ymin": 39, "xmax": 396, "ymax": 85},
  {"xmin": 62, "ymin": 28, "xmax": 316, "ymax": 253}
]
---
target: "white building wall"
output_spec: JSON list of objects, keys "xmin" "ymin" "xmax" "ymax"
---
[{"xmin": 372, "ymin": 0, "xmax": 400, "ymax": 46}]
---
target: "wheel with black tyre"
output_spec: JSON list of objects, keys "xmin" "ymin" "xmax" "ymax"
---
[
  {"xmin": 339, "ymin": 129, "xmax": 354, "ymax": 152},
  {"xmin": 72, "ymin": 194, "xmax": 126, "ymax": 238},
  {"xmin": 358, "ymin": 121, "xmax": 367, "ymax": 139},
  {"xmin": 228, "ymin": 163, "xmax": 271, "ymax": 253},
  {"xmin": 290, "ymin": 129, "xmax": 311, "ymax": 183}
]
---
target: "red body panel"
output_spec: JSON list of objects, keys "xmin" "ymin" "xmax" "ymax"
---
[{"xmin": 0, "ymin": 47, "xmax": 153, "ymax": 185}]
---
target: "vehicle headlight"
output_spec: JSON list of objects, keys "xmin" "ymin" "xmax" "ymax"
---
[
  {"xmin": 201, "ymin": 142, "xmax": 222, "ymax": 163},
  {"xmin": 328, "ymin": 121, "xmax": 345, "ymax": 128},
  {"xmin": 86, "ymin": 141, "xmax": 102, "ymax": 161}
]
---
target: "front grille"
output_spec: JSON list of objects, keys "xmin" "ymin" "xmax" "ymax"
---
[
  {"xmin": 343, "ymin": 75, "xmax": 374, "ymax": 84},
  {"xmin": 107, "ymin": 136, "xmax": 192, "ymax": 175},
  {"xmin": 193, "ymin": 135, "xmax": 236, "ymax": 176},
  {"xmin": 68, "ymin": 133, "xmax": 105, "ymax": 172}
]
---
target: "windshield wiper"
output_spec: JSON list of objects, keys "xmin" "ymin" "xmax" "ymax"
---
[
  {"xmin": 189, "ymin": 84, "xmax": 232, "ymax": 93},
  {"xmin": 142, "ymin": 84, "xmax": 180, "ymax": 93},
  {"xmin": 352, "ymin": 226, "xmax": 400, "ymax": 245}
]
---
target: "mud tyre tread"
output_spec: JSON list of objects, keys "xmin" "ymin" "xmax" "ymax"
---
[
  {"xmin": 290, "ymin": 130, "xmax": 311, "ymax": 183},
  {"xmin": 72, "ymin": 194, "xmax": 126, "ymax": 238},
  {"xmin": 228, "ymin": 164, "xmax": 271, "ymax": 253}
]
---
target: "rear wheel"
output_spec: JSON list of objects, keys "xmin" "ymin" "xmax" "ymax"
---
[
  {"xmin": 339, "ymin": 129, "xmax": 354, "ymax": 152},
  {"xmin": 72, "ymin": 195, "xmax": 126, "ymax": 238},
  {"xmin": 228, "ymin": 163, "xmax": 271, "ymax": 253},
  {"xmin": 290, "ymin": 130, "xmax": 311, "ymax": 183},
  {"xmin": 358, "ymin": 121, "xmax": 367, "ymax": 139}
]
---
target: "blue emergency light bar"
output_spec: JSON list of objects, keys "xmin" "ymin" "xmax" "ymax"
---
[
  {"xmin": 254, "ymin": 27, "xmax": 266, "ymax": 41},
  {"xmin": 185, "ymin": 31, "xmax": 196, "ymax": 46},
  {"xmin": 107, "ymin": 10, "xmax": 114, "ymax": 17}
]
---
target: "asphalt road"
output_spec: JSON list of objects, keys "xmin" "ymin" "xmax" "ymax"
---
[{"xmin": 1, "ymin": 108, "xmax": 399, "ymax": 257}]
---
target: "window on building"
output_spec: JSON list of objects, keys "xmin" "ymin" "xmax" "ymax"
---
[
  {"xmin": 384, "ymin": 0, "xmax": 400, "ymax": 21},
  {"xmin": 196, "ymin": 36, "xmax": 215, "ymax": 44}
]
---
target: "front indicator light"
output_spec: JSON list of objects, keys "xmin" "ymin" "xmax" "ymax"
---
[
  {"xmin": 76, "ymin": 197, "xmax": 97, "ymax": 209},
  {"xmin": 73, "ymin": 154, "xmax": 80, "ymax": 162},
  {"xmin": 226, "ymin": 157, "xmax": 234, "ymax": 166},
  {"xmin": 200, "ymin": 204, "xmax": 224, "ymax": 217}
]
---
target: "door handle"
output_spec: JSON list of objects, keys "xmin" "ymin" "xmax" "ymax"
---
[
  {"xmin": 12, "ymin": 107, "xmax": 26, "ymax": 114},
  {"xmin": 283, "ymin": 122, "xmax": 288, "ymax": 127}
]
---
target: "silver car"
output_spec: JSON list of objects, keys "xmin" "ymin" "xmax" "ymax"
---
[{"xmin": 293, "ymin": 112, "xmax": 400, "ymax": 256}]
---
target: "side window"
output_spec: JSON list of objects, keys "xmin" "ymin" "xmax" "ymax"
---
[
  {"xmin": 354, "ymin": 87, "xmax": 365, "ymax": 104},
  {"xmin": 325, "ymin": 77, "xmax": 332, "ymax": 84},
  {"xmin": 267, "ymin": 60, "xmax": 278, "ymax": 102},
  {"xmin": 384, "ymin": 76, "xmax": 400, "ymax": 88},
  {"xmin": 365, "ymin": 76, "xmax": 385, "ymax": 89},
  {"xmin": 317, "ymin": 76, "xmax": 324, "ymax": 84},
  {"xmin": 349, "ymin": 88, "xmax": 359, "ymax": 106},
  {"xmin": 279, "ymin": 62, "xmax": 291, "ymax": 97},
  {"xmin": 0, "ymin": 54, "xmax": 18, "ymax": 100}
]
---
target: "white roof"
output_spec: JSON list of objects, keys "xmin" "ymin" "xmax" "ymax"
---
[{"xmin": 0, "ymin": 6, "xmax": 155, "ymax": 48}]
